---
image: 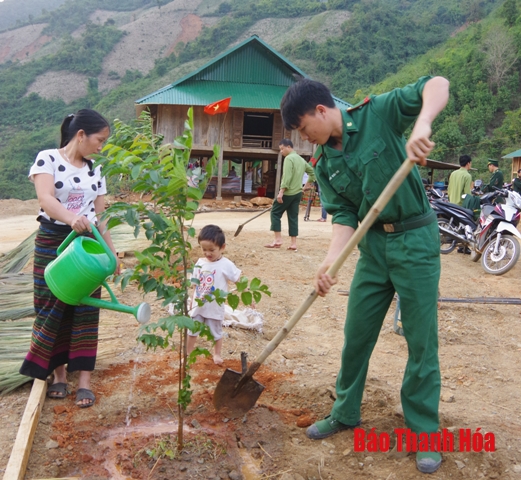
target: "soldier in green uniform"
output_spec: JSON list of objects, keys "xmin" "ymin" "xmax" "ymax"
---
[
  {"xmin": 483, "ymin": 160, "xmax": 504, "ymax": 193},
  {"xmin": 513, "ymin": 169, "xmax": 521, "ymax": 194},
  {"xmin": 280, "ymin": 76, "xmax": 449, "ymax": 474}
]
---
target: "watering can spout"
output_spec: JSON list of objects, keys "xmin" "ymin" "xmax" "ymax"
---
[
  {"xmin": 81, "ymin": 293, "xmax": 151, "ymax": 324},
  {"xmin": 44, "ymin": 225, "xmax": 151, "ymax": 324}
]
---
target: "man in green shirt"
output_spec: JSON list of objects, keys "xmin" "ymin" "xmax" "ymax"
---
[
  {"xmin": 281, "ymin": 75, "xmax": 449, "ymax": 474},
  {"xmin": 483, "ymin": 159, "xmax": 504, "ymax": 193},
  {"xmin": 447, "ymin": 155, "xmax": 472, "ymax": 205},
  {"xmin": 265, "ymin": 139, "xmax": 315, "ymax": 251}
]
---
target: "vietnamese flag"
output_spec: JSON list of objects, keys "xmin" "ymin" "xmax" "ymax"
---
[{"xmin": 204, "ymin": 97, "xmax": 231, "ymax": 115}]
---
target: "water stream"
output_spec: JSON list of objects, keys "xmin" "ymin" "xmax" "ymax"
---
[{"xmin": 124, "ymin": 343, "xmax": 144, "ymax": 428}]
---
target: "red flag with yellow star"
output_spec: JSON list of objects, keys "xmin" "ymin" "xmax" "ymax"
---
[{"xmin": 203, "ymin": 97, "xmax": 231, "ymax": 115}]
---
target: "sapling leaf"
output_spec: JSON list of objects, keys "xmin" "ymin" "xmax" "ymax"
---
[
  {"xmin": 249, "ymin": 277, "xmax": 261, "ymax": 290},
  {"xmin": 131, "ymin": 164, "xmax": 141, "ymax": 180},
  {"xmin": 253, "ymin": 291, "xmax": 262, "ymax": 303},
  {"xmin": 259, "ymin": 285, "xmax": 272, "ymax": 296},
  {"xmin": 241, "ymin": 291, "xmax": 253, "ymax": 305},
  {"xmin": 236, "ymin": 277, "xmax": 248, "ymax": 292},
  {"xmin": 227, "ymin": 293, "xmax": 239, "ymax": 310}
]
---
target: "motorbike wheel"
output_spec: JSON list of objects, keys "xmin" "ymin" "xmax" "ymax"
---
[
  {"xmin": 438, "ymin": 218, "xmax": 457, "ymax": 254},
  {"xmin": 481, "ymin": 235, "xmax": 520, "ymax": 275}
]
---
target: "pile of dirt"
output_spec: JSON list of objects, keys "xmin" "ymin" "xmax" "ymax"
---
[{"xmin": 0, "ymin": 198, "xmax": 39, "ymax": 217}]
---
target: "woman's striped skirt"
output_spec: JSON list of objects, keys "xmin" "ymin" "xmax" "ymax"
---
[{"xmin": 19, "ymin": 227, "xmax": 101, "ymax": 380}]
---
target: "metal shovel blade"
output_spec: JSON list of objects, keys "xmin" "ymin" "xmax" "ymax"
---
[{"xmin": 213, "ymin": 368, "xmax": 265, "ymax": 415}]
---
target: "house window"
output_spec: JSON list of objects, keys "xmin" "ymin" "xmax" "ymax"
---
[{"xmin": 242, "ymin": 112, "xmax": 273, "ymax": 148}]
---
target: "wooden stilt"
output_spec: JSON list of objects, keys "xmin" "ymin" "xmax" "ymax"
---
[{"xmin": 3, "ymin": 379, "xmax": 47, "ymax": 480}]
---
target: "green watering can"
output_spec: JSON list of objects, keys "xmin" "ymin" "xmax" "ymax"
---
[{"xmin": 44, "ymin": 225, "xmax": 151, "ymax": 324}]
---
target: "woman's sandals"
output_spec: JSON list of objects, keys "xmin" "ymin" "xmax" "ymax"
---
[
  {"xmin": 47, "ymin": 382, "xmax": 69, "ymax": 399},
  {"xmin": 76, "ymin": 388, "xmax": 96, "ymax": 408}
]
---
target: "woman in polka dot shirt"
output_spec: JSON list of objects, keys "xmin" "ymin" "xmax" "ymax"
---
[{"xmin": 20, "ymin": 109, "xmax": 118, "ymax": 408}]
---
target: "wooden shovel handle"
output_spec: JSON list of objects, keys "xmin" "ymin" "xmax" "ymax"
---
[
  {"xmin": 245, "ymin": 159, "xmax": 416, "ymax": 377},
  {"xmin": 241, "ymin": 206, "xmax": 272, "ymax": 226}
]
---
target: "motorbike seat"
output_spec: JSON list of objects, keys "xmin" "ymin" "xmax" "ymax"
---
[{"xmin": 443, "ymin": 201, "xmax": 474, "ymax": 217}]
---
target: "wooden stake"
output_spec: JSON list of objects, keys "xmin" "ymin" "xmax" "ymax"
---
[{"xmin": 3, "ymin": 379, "xmax": 47, "ymax": 480}]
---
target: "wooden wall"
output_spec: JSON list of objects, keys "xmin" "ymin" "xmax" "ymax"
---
[
  {"xmin": 512, "ymin": 157, "xmax": 521, "ymax": 180},
  {"xmin": 147, "ymin": 104, "xmax": 314, "ymax": 158}
]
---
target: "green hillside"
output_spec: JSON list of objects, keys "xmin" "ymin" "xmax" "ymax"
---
[{"xmin": 0, "ymin": 0, "xmax": 518, "ymax": 199}]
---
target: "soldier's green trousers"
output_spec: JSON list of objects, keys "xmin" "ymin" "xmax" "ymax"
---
[
  {"xmin": 331, "ymin": 221, "xmax": 441, "ymax": 434},
  {"xmin": 270, "ymin": 192, "xmax": 302, "ymax": 237}
]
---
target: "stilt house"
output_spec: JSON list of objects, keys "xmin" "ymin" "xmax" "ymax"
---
[{"xmin": 135, "ymin": 35, "xmax": 350, "ymax": 199}]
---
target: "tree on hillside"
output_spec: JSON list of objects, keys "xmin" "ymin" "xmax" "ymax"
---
[
  {"xmin": 482, "ymin": 26, "xmax": 518, "ymax": 91},
  {"xmin": 500, "ymin": 0, "xmax": 518, "ymax": 27}
]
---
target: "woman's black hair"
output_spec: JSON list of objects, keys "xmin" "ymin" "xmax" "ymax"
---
[
  {"xmin": 59, "ymin": 109, "xmax": 110, "ymax": 148},
  {"xmin": 198, "ymin": 224, "xmax": 226, "ymax": 247}
]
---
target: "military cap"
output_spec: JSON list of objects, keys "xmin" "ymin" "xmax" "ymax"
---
[{"xmin": 487, "ymin": 159, "xmax": 499, "ymax": 167}]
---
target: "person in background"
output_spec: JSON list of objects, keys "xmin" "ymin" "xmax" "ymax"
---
[
  {"xmin": 316, "ymin": 182, "xmax": 327, "ymax": 222},
  {"xmin": 20, "ymin": 109, "xmax": 117, "ymax": 408},
  {"xmin": 483, "ymin": 159, "xmax": 504, "ymax": 193},
  {"xmin": 318, "ymin": 203, "xmax": 328, "ymax": 222},
  {"xmin": 281, "ymin": 75, "xmax": 449, "ymax": 474},
  {"xmin": 447, "ymin": 155, "xmax": 472, "ymax": 206},
  {"xmin": 228, "ymin": 166, "xmax": 237, "ymax": 177},
  {"xmin": 512, "ymin": 169, "xmax": 521, "ymax": 194},
  {"xmin": 265, "ymin": 139, "xmax": 315, "ymax": 251}
]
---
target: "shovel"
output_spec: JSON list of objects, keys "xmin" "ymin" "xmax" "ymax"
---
[
  {"xmin": 214, "ymin": 159, "xmax": 416, "ymax": 415},
  {"xmin": 234, "ymin": 206, "xmax": 272, "ymax": 237}
]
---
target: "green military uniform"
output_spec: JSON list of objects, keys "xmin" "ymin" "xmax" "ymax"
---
[
  {"xmin": 483, "ymin": 165, "xmax": 504, "ymax": 204},
  {"xmin": 447, "ymin": 167, "xmax": 472, "ymax": 205},
  {"xmin": 483, "ymin": 168, "xmax": 504, "ymax": 193},
  {"xmin": 512, "ymin": 177, "xmax": 521, "ymax": 194},
  {"xmin": 314, "ymin": 76, "xmax": 441, "ymax": 435},
  {"xmin": 271, "ymin": 151, "xmax": 315, "ymax": 236}
]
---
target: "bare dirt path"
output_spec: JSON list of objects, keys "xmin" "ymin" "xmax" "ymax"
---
[{"xmin": 1, "ymin": 201, "xmax": 521, "ymax": 479}]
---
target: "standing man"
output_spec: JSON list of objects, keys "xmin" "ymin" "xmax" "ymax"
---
[
  {"xmin": 447, "ymin": 155, "xmax": 472, "ymax": 205},
  {"xmin": 483, "ymin": 159, "xmax": 504, "ymax": 193},
  {"xmin": 265, "ymin": 139, "xmax": 315, "ymax": 251},
  {"xmin": 513, "ymin": 169, "xmax": 521, "ymax": 194},
  {"xmin": 281, "ymin": 75, "xmax": 449, "ymax": 474}
]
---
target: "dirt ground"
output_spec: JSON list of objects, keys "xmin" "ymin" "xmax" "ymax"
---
[{"xmin": 1, "ymin": 198, "xmax": 521, "ymax": 479}]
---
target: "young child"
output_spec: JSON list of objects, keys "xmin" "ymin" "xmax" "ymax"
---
[{"xmin": 187, "ymin": 225, "xmax": 241, "ymax": 364}]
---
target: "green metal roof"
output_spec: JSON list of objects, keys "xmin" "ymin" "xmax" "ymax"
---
[
  {"xmin": 136, "ymin": 35, "xmax": 351, "ymax": 110},
  {"xmin": 502, "ymin": 149, "xmax": 521, "ymax": 158}
]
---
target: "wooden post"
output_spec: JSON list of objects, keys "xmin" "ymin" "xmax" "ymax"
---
[
  {"xmin": 216, "ymin": 113, "xmax": 227, "ymax": 201},
  {"xmin": 216, "ymin": 147, "xmax": 223, "ymax": 201},
  {"xmin": 274, "ymin": 151, "xmax": 283, "ymax": 196},
  {"xmin": 3, "ymin": 379, "xmax": 47, "ymax": 480}
]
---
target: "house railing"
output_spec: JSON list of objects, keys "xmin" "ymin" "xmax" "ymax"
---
[{"xmin": 242, "ymin": 135, "xmax": 273, "ymax": 149}]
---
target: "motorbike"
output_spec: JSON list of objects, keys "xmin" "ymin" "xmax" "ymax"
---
[
  {"xmin": 430, "ymin": 188, "xmax": 497, "ymax": 255},
  {"xmin": 438, "ymin": 188, "xmax": 521, "ymax": 275}
]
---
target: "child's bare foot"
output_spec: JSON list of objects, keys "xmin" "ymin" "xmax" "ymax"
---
[{"xmin": 213, "ymin": 355, "xmax": 223, "ymax": 365}]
